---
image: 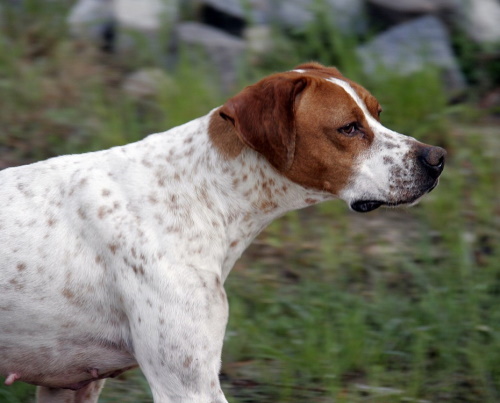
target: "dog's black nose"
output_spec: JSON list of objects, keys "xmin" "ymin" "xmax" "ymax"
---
[{"xmin": 418, "ymin": 146, "xmax": 446, "ymax": 178}]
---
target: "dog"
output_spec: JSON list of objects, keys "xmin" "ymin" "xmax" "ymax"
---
[{"xmin": 0, "ymin": 62, "xmax": 445, "ymax": 402}]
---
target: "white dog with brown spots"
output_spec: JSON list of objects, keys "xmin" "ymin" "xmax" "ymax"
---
[{"xmin": 0, "ymin": 63, "xmax": 445, "ymax": 402}]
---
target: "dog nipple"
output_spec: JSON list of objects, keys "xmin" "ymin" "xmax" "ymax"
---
[
  {"xmin": 88, "ymin": 368, "xmax": 99, "ymax": 378},
  {"xmin": 323, "ymin": 181, "xmax": 332, "ymax": 191},
  {"xmin": 5, "ymin": 373, "xmax": 20, "ymax": 385}
]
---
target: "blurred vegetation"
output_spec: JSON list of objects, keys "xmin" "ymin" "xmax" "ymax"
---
[{"xmin": 1, "ymin": 0, "xmax": 499, "ymax": 402}]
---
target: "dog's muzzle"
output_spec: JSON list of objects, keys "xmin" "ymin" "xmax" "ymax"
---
[{"xmin": 351, "ymin": 145, "xmax": 447, "ymax": 213}]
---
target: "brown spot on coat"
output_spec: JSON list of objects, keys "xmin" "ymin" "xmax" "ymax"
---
[
  {"xmin": 108, "ymin": 243, "xmax": 119, "ymax": 254},
  {"xmin": 77, "ymin": 207, "xmax": 87, "ymax": 220},
  {"xmin": 183, "ymin": 356, "xmax": 193, "ymax": 368},
  {"xmin": 16, "ymin": 263, "xmax": 27, "ymax": 272},
  {"xmin": 148, "ymin": 194, "xmax": 158, "ymax": 204},
  {"xmin": 98, "ymin": 206, "xmax": 111, "ymax": 219},
  {"xmin": 62, "ymin": 288, "xmax": 75, "ymax": 299}
]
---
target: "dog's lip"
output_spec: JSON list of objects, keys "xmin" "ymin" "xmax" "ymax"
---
[
  {"xmin": 426, "ymin": 179, "xmax": 439, "ymax": 193},
  {"xmin": 350, "ymin": 200, "xmax": 384, "ymax": 213},
  {"xmin": 351, "ymin": 180, "xmax": 440, "ymax": 213},
  {"xmin": 350, "ymin": 199, "xmax": 411, "ymax": 213},
  {"xmin": 350, "ymin": 196, "xmax": 424, "ymax": 213}
]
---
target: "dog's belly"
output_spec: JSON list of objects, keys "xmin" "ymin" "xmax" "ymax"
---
[{"xmin": 0, "ymin": 332, "xmax": 137, "ymax": 389}]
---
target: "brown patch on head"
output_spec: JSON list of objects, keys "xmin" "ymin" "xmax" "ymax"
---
[
  {"xmin": 348, "ymin": 81, "xmax": 382, "ymax": 121},
  {"xmin": 295, "ymin": 62, "xmax": 344, "ymax": 79},
  {"xmin": 279, "ymin": 76, "xmax": 375, "ymax": 194},
  {"xmin": 211, "ymin": 72, "xmax": 310, "ymax": 171},
  {"xmin": 209, "ymin": 62, "xmax": 381, "ymax": 195},
  {"xmin": 294, "ymin": 62, "xmax": 382, "ymax": 121}
]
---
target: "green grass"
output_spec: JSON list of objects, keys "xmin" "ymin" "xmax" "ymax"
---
[
  {"xmin": 1, "ymin": 1, "xmax": 499, "ymax": 402},
  {"xmin": 220, "ymin": 133, "xmax": 500, "ymax": 402}
]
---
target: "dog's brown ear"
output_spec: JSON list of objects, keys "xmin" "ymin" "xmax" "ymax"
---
[{"xmin": 219, "ymin": 76, "xmax": 309, "ymax": 172}]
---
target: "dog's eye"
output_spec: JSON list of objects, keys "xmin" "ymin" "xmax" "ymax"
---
[{"xmin": 339, "ymin": 122, "xmax": 359, "ymax": 137}]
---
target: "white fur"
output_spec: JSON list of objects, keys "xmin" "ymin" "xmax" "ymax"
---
[
  {"xmin": 0, "ymin": 111, "xmax": 329, "ymax": 403},
  {"xmin": 0, "ymin": 73, "xmax": 441, "ymax": 402}
]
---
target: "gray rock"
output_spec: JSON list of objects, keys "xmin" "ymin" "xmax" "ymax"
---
[
  {"xmin": 367, "ymin": 0, "xmax": 457, "ymax": 13},
  {"xmin": 174, "ymin": 22, "xmax": 247, "ymax": 91},
  {"xmin": 190, "ymin": 0, "xmax": 271, "ymax": 26},
  {"xmin": 196, "ymin": 0, "xmax": 245, "ymax": 20},
  {"xmin": 114, "ymin": 0, "xmax": 179, "ymax": 55},
  {"xmin": 357, "ymin": 16, "xmax": 466, "ymax": 96},
  {"xmin": 463, "ymin": 0, "xmax": 500, "ymax": 44},
  {"xmin": 122, "ymin": 68, "xmax": 175, "ymax": 99},
  {"xmin": 272, "ymin": 0, "xmax": 366, "ymax": 35},
  {"xmin": 366, "ymin": 0, "xmax": 462, "ymax": 28},
  {"xmin": 67, "ymin": 0, "xmax": 113, "ymax": 42},
  {"xmin": 115, "ymin": 0, "xmax": 178, "ymax": 31},
  {"xmin": 245, "ymin": 25, "xmax": 274, "ymax": 55},
  {"xmin": 196, "ymin": 0, "xmax": 364, "ymax": 28}
]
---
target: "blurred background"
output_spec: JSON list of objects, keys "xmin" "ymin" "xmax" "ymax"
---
[{"xmin": 0, "ymin": 0, "xmax": 499, "ymax": 402}]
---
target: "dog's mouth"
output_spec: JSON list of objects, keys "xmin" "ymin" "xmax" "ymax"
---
[
  {"xmin": 351, "ymin": 180, "xmax": 440, "ymax": 213},
  {"xmin": 350, "ymin": 200, "xmax": 384, "ymax": 213},
  {"xmin": 350, "ymin": 199, "xmax": 419, "ymax": 213}
]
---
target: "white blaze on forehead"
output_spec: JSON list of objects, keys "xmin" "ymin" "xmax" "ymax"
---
[
  {"xmin": 326, "ymin": 77, "xmax": 380, "ymax": 129},
  {"xmin": 325, "ymin": 76, "xmax": 413, "ymax": 153},
  {"xmin": 325, "ymin": 76, "xmax": 412, "ymax": 145},
  {"xmin": 324, "ymin": 77, "xmax": 416, "ymax": 204}
]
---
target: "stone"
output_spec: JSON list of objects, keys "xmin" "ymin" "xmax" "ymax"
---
[
  {"xmin": 245, "ymin": 25, "xmax": 274, "ymax": 55},
  {"xmin": 357, "ymin": 16, "xmax": 466, "ymax": 96},
  {"xmin": 122, "ymin": 68, "xmax": 175, "ymax": 99},
  {"xmin": 272, "ymin": 0, "xmax": 366, "ymax": 35},
  {"xmin": 464, "ymin": 0, "xmax": 500, "ymax": 44},
  {"xmin": 197, "ymin": 0, "xmax": 247, "ymax": 37},
  {"xmin": 366, "ymin": 0, "xmax": 461, "ymax": 27},
  {"xmin": 115, "ymin": 0, "xmax": 178, "ymax": 31},
  {"xmin": 174, "ymin": 22, "xmax": 247, "ymax": 91},
  {"xmin": 114, "ymin": 0, "xmax": 179, "ymax": 57},
  {"xmin": 195, "ymin": 0, "xmax": 271, "ymax": 25},
  {"xmin": 367, "ymin": 0, "xmax": 456, "ymax": 13},
  {"xmin": 197, "ymin": 0, "xmax": 245, "ymax": 20},
  {"xmin": 67, "ymin": 0, "xmax": 114, "ymax": 43}
]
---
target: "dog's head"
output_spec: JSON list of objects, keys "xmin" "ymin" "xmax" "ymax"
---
[{"xmin": 214, "ymin": 62, "xmax": 446, "ymax": 212}]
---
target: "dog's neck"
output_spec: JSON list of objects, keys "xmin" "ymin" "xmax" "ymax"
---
[{"xmin": 134, "ymin": 111, "xmax": 332, "ymax": 279}]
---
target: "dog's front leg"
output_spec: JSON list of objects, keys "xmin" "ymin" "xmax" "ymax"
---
[{"xmin": 126, "ymin": 268, "xmax": 229, "ymax": 403}]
